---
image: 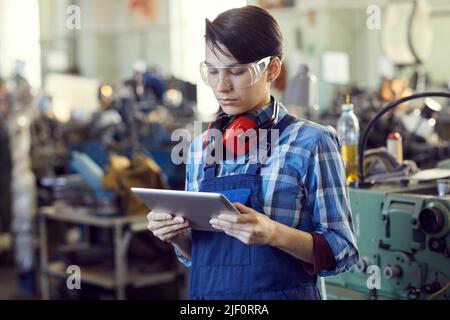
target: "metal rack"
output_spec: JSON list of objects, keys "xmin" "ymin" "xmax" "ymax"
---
[{"xmin": 39, "ymin": 205, "xmax": 179, "ymax": 300}]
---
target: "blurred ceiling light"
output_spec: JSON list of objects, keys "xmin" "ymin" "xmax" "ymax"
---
[
  {"xmin": 100, "ymin": 84, "xmax": 113, "ymax": 98},
  {"xmin": 165, "ymin": 88, "xmax": 183, "ymax": 107},
  {"xmin": 17, "ymin": 115, "xmax": 29, "ymax": 127}
]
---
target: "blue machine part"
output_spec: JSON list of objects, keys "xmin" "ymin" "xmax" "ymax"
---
[
  {"xmin": 69, "ymin": 141, "xmax": 109, "ymax": 169},
  {"xmin": 69, "ymin": 140, "xmax": 185, "ymax": 190},
  {"xmin": 69, "ymin": 151, "xmax": 115, "ymax": 201}
]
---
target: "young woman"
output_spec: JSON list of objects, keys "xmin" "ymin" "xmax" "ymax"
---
[{"xmin": 147, "ymin": 5, "xmax": 358, "ymax": 300}]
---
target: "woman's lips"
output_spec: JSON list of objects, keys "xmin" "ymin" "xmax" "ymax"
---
[{"xmin": 219, "ymin": 98, "xmax": 239, "ymax": 106}]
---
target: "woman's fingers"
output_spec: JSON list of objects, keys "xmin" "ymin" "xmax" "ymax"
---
[
  {"xmin": 232, "ymin": 202, "xmax": 254, "ymax": 214},
  {"xmin": 150, "ymin": 216, "xmax": 185, "ymax": 230},
  {"xmin": 147, "ymin": 211, "xmax": 173, "ymax": 221},
  {"xmin": 210, "ymin": 218, "xmax": 252, "ymax": 232},
  {"xmin": 159, "ymin": 227, "xmax": 190, "ymax": 241},
  {"xmin": 153, "ymin": 221, "xmax": 190, "ymax": 238},
  {"xmin": 147, "ymin": 211, "xmax": 190, "ymax": 242}
]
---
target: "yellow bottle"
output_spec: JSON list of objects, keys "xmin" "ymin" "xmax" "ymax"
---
[
  {"xmin": 337, "ymin": 95, "xmax": 360, "ymax": 184},
  {"xmin": 341, "ymin": 144, "xmax": 359, "ymax": 183}
]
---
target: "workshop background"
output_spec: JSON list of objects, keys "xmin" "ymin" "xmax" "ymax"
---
[{"xmin": 0, "ymin": 0, "xmax": 450, "ymax": 300}]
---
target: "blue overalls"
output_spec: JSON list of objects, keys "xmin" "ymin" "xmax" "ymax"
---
[{"xmin": 190, "ymin": 114, "xmax": 321, "ymax": 300}]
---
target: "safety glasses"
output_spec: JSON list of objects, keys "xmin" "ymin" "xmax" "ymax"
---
[{"xmin": 199, "ymin": 56, "xmax": 272, "ymax": 89}]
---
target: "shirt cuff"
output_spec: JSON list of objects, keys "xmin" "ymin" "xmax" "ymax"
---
[
  {"xmin": 301, "ymin": 232, "xmax": 336, "ymax": 275},
  {"xmin": 174, "ymin": 247, "xmax": 191, "ymax": 268}
]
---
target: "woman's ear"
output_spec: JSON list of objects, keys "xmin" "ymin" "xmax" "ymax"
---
[{"xmin": 266, "ymin": 57, "xmax": 282, "ymax": 82}]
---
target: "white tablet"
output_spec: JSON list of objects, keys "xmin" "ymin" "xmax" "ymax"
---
[{"xmin": 131, "ymin": 187, "xmax": 240, "ymax": 232}]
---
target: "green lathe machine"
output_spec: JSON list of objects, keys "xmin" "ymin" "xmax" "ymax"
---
[{"xmin": 325, "ymin": 180, "xmax": 450, "ymax": 300}]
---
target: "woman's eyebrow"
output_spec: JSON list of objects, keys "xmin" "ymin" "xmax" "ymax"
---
[{"xmin": 205, "ymin": 61, "xmax": 241, "ymax": 67}]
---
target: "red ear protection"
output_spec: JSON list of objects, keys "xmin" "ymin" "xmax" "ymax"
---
[
  {"xmin": 223, "ymin": 115, "xmax": 258, "ymax": 156},
  {"xmin": 204, "ymin": 115, "xmax": 258, "ymax": 157},
  {"xmin": 204, "ymin": 98, "xmax": 279, "ymax": 157}
]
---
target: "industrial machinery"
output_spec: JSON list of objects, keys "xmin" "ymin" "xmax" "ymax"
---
[
  {"xmin": 325, "ymin": 182, "xmax": 450, "ymax": 300},
  {"xmin": 325, "ymin": 92, "xmax": 450, "ymax": 300}
]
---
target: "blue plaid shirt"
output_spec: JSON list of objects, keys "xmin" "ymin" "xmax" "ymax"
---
[{"xmin": 177, "ymin": 102, "xmax": 358, "ymax": 276}]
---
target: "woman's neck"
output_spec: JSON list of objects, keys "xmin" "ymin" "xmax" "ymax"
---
[{"xmin": 249, "ymin": 94, "xmax": 272, "ymax": 113}]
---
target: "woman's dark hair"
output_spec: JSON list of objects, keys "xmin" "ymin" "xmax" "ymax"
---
[{"xmin": 205, "ymin": 5, "xmax": 283, "ymax": 63}]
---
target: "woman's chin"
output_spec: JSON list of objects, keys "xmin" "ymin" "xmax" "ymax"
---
[{"xmin": 220, "ymin": 105, "xmax": 245, "ymax": 116}]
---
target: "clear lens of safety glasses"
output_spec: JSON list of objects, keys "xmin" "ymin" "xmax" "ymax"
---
[{"xmin": 199, "ymin": 56, "xmax": 272, "ymax": 89}]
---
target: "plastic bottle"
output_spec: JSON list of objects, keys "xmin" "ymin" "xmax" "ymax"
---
[
  {"xmin": 386, "ymin": 132, "xmax": 403, "ymax": 163},
  {"xmin": 337, "ymin": 95, "xmax": 360, "ymax": 183}
]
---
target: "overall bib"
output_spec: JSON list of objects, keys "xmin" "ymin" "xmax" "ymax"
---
[{"xmin": 190, "ymin": 114, "xmax": 320, "ymax": 300}]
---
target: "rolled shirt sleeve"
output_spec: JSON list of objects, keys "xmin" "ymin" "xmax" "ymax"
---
[
  {"xmin": 303, "ymin": 131, "xmax": 359, "ymax": 277},
  {"xmin": 301, "ymin": 232, "xmax": 337, "ymax": 275}
]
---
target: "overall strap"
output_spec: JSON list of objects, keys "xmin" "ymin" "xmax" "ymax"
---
[
  {"xmin": 203, "ymin": 163, "xmax": 217, "ymax": 180},
  {"xmin": 250, "ymin": 113, "xmax": 298, "ymax": 173}
]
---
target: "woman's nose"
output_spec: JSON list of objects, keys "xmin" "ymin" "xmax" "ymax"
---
[{"xmin": 216, "ymin": 74, "xmax": 232, "ymax": 92}]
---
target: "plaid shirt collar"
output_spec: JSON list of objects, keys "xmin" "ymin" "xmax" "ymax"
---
[{"xmin": 246, "ymin": 100, "xmax": 275, "ymax": 126}]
